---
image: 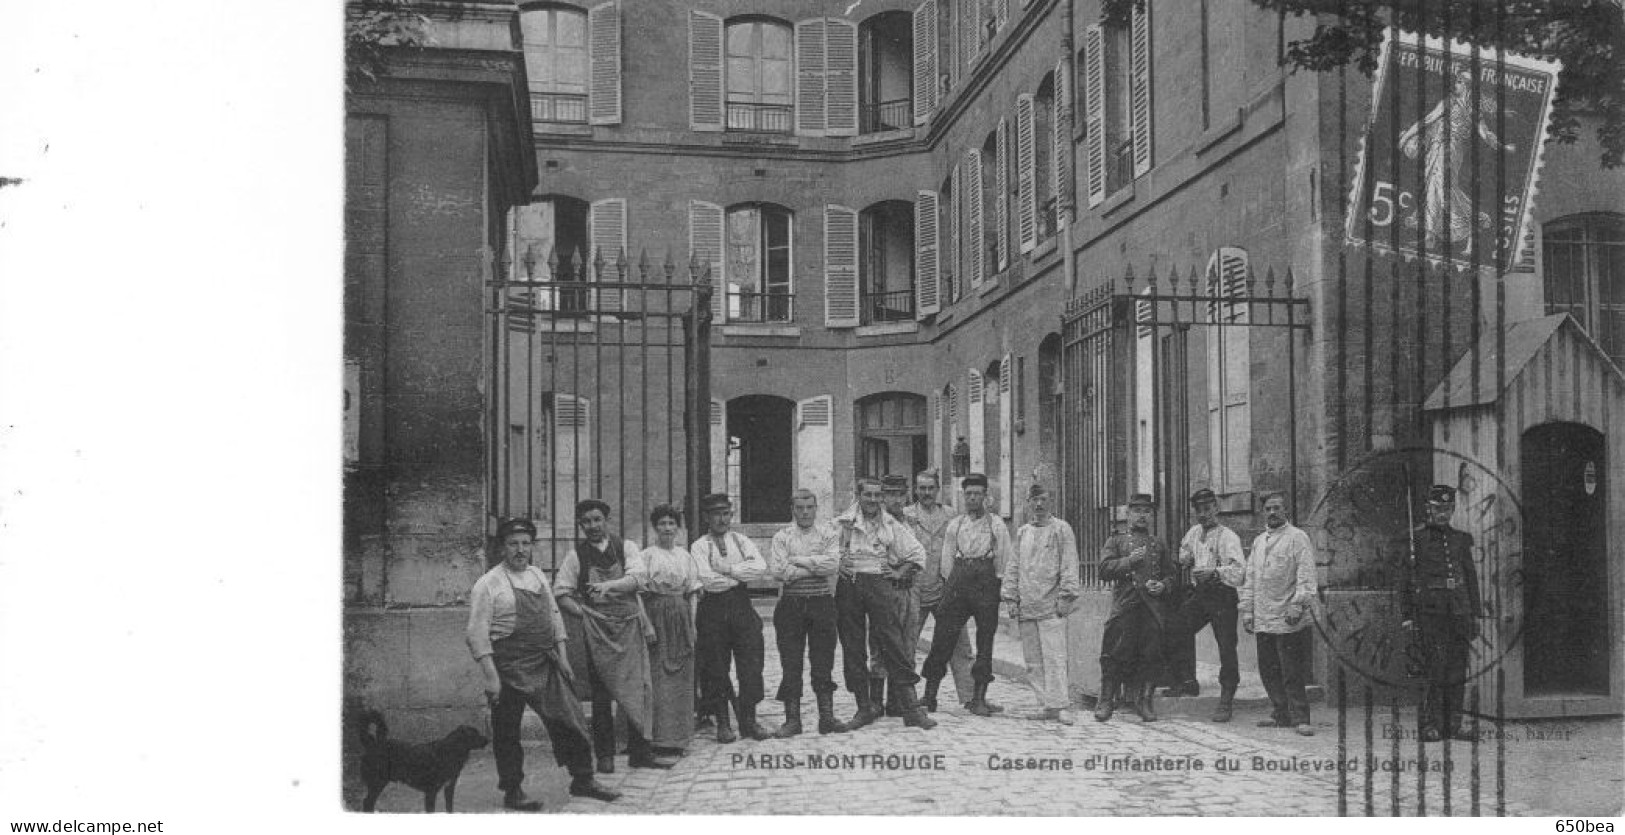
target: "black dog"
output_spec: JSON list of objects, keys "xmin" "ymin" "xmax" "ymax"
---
[{"xmin": 358, "ymin": 710, "xmax": 488, "ymax": 813}]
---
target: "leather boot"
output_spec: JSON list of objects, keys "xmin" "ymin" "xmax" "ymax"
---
[
  {"xmin": 898, "ymin": 683, "xmax": 937, "ymax": 730},
  {"xmin": 868, "ymin": 676, "xmax": 890, "ymax": 718},
  {"xmin": 568, "ymin": 776, "xmax": 622, "ymax": 802},
  {"xmin": 921, "ymin": 678, "xmax": 941, "ymax": 712},
  {"xmin": 713, "ymin": 704, "xmax": 737, "ymax": 744},
  {"xmin": 885, "ymin": 679, "xmax": 905, "ymax": 718},
  {"xmin": 1210, "ymin": 685, "xmax": 1236, "ymax": 723},
  {"xmin": 815, "ymin": 691, "xmax": 849, "ymax": 734},
  {"xmin": 773, "ymin": 699, "xmax": 803, "ymax": 738},
  {"xmin": 627, "ymin": 732, "xmax": 678, "ymax": 769},
  {"xmin": 1094, "ymin": 675, "xmax": 1118, "ymax": 722},
  {"xmin": 965, "ymin": 680, "xmax": 994, "ymax": 717},
  {"xmin": 1131, "ymin": 680, "xmax": 1157, "ymax": 722},
  {"xmin": 736, "ymin": 700, "xmax": 771, "ymax": 741},
  {"xmin": 847, "ymin": 687, "xmax": 881, "ymax": 730}
]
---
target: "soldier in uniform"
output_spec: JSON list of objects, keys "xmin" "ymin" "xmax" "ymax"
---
[
  {"xmin": 1094, "ymin": 492, "xmax": 1178, "ymax": 722},
  {"xmin": 1395, "ymin": 484, "xmax": 1483, "ymax": 743},
  {"xmin": 871, "ymin": 474, "xmax": 922, "ymax": 716}
]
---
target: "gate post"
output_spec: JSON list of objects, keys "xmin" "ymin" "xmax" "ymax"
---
[{"xmin": 684, "ymin": 258, "xmax": 714, "ymax": 533}]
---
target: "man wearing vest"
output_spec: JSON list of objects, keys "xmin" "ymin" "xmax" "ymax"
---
[
  {"xmin": 903, "ymin": 471, "xmax": 976, "ymax": 711},
  {"xmin": 921, "ymin": 473, "xmax": 1013, "ymax": 717},
  {"xmin": 767, "ymin": 488, "xmax": 847, "ymax": 737},
  {"xmin": 1167, "ymin": 487, "xmax": 1248, "ymax": 721},
  {"xmin": 834, "ymin": 476, "xmax": 936, "ymax": 731},
  {"xmin": 690, "ymin": 492, "xmax": 770, "ymax": 743},
  {"xmin": 1095, "ymin": 492, "xmax": 1178, "ymax": 723}
]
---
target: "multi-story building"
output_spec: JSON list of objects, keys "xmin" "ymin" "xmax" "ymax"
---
[{"xmin": 344, "ymin": 0, "xmax": 1624, "ymax": 732}]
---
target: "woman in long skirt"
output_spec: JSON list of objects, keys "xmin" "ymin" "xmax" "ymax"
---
[{"xmin": 633, "ymin": 504, "xmax": 704, "ymax": 755}]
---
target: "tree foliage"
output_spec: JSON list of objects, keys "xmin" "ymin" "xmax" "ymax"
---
[
  {"xmin": 345, "ymin": 0, "xmax": 433, "ymax": 91},
  {"xmin": 1103, "ymin": 0, "xmax": 1625, "ymax": 167}
]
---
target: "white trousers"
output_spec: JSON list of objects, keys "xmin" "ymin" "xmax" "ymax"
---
[{"xmin": 1019, "ymin": 616, "xmax": 1071, "ymax": 710}]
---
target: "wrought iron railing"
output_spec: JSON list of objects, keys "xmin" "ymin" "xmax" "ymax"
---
[
  {"xmin": 727, "ymin": 291, "xmax": 795, "ymax": 324},
  {"xmin": 861, "ymin": 288, "xmax": 914, "ymax": 324},
  {"xmin": 726, "ymin": 101, "xmax": 793, "ymax": 133},
  {"xmin": 860, "ymin": 98, "xmax": 913, "ymax": 133},
  {"xmin": 531, "ymin": 92, "xmax": 588, "ymax": 124}
]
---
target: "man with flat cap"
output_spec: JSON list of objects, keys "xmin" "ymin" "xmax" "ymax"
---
[
  {"xmin": 1166, "ymin": 487, "xmax": 1248, "ymax": 721},
  {"xmin": 921, "ymin": 473, "xmax": 1013, "ymax": 717},
  {"xmin": 1094, "ymin": 492, "xmax": 1178, "ymax": 723},
  {"xmin": 1394, "ymin": 484, "xmax": 1483, "ymax": 742},
  {"xmin": 690, "ymin": 492, "xmax": 771, "ymax": 742}
]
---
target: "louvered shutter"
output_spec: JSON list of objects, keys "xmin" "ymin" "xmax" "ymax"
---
[
  {"xmin": 825, "ymin": 20, "xmax": 858, "ymax": 136},
  {"xmin": 962, "ymin": 0, "xmax": 979, "ymax": 69},
  {"xmin": 824, "ymin": 205, "xmax": 860, "ymax": 327},
  {"xmin": 947, "ymin": 383, "xmax": 959, "ymax": 434},
  {"xmin": 709, "ymin": 399, "xmax": 727, "ymax": 498},
  {"xmin": 995, "ymin": 116, "xmax": 1010, "ymax": 270},
  {"xmin": 1130, "ymin": 2, "xmax": 1152, "ymax": 177},
  {"xmin": 690, "ymin": 11, "xmax": 724, "ymax": 131},
  {"xmin": 1205, "ymin": 247, "xmax": 1250, "ymax": 492},
  {"xmin": 689, "ymin": 200, "xmax": 725, "ymax": 321},
  {"xmin": 915, "ymin": 190, "xmax": 941, "ymax": 318},
  {"xmin": 796, "ymin": 396, "xmax": 835, "ymax": 514},
  {"xmin": 1084, "ymin": 26, "xmax": 1106, "ymax": 207},
  {"xmin": 589, "ymin": 199, "xmax": 627, "ymax": 313},
  {"xmin": 964, "ymin": 149, "xmax": 983, "ymax": 287},
  {"xmin": 995, "ymin": 0, "xmax": 1009, "ymax": 32},
  {"xmin": 795, "ymin": 19, "xmax": 828, "ymax": 136},
  {"xmin": 588, "ymin": 2, "xmax": 622, "ymax": 125},
  {"xmin": 999, "ymin": 353, "xmax": 1014, "ymax": 507},
  {"xmin": 554, "ymin": 394, "xmax": 593, "ymax": 531},
  {"xmin": 929, "ymin": 391, "xmax": 941, "ymax": 474},
  {"xmin": 967, "ymin": 369, "xmax": 986, "ymax": 473},
  {"xmin": 1053, "ymin": 58, "xmax": 1072, "ymax": 212},
  {"xmin": 1513, "ymin": 220, "xmax": 1543, "ymax": 275},
  {"xmin": 1016, "ymin": 93, "xmax": 1037, "ymax": 253},
  {"xmin": 948, "ymin": 162, "xmax": 962, "ymax": 301},
  {"xmin": 913, "ymin": 1, "xmax": 938, "ymax": 125},
  {"xmin": 947, "ymin": 0, "xmax": 960, "ymax": 90}
]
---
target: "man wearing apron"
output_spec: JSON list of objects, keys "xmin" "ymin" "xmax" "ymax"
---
[
  {"xmin": 921, "ymin": 473, "xmax": 1012, "ymax": 717},
  {"xmin": 555, "ymin": 499, "xmax": 674, "ymax": 773},
  {"xmin": 689, "ymin": 492, "xmax": 771, "ymax": 743},
  {"xmin": 466, "ymin": 519, "xmax": 620, "ymax": 810}
]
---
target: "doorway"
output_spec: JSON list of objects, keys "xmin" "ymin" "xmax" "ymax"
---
[
  {"xmin": 728, "ymin": 395, "xmax": 795, "ymax": 524},
  {"xmin": 1521, "ymin": 422, "xmax": 1610, "ymax": 696},
  {"xmin": 855, "ymin": 392, "xmax": 928, "ymax": 481}
]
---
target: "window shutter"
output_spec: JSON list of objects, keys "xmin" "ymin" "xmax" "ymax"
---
[
  {"xmin": 796, "ymin": 19, "xmax": 828, "ymax": 136},
  {"xmin": 963, "ymin": 149, "xmax": 984, "ymax": 287},
  {"xmin": 825, "ymin": 19, "xmax": 858, "ymax": 136},
  {"xmin": 689, "ymin": 200, "xmax": 725, "ymax": 321},
  {"xmin": 948, "ymin": 162, "xmax": 962, "ymax": 302},
  {"xmin": 1053, "ymin": 58, "xmax": 1071, "ymax": 213},
  {"xmin": 1130, "ymin": 2, "xmax": 1153, "ymax": 178},
  {"xmin": 1015, "ymin": 93, "xmax": 1037, "ymax": 253},
  {"xmin": 689, "ymin": 11, "xmax": 724, "ymax": 131},
  {"xmin": 913, "ymin": 1, "xmax": 938, "ymax": 125},
  {"xmin": 554, "ymin": 394, "xmax": 594, "ymax": 531},
  {"xmin": 961, "ymin": 0, "xmax": 979, "ymax": 69},
  {"xmin": 588, "ymin": 2, "xmax": 622, "ymax": 125},
  {"xmin": 915, "ymin": 190, "xmax": 941, "ymax": 318},
  {"xmin": 796, "ymin": 395, "xmax": 836, "ymax": 513},
  {"xmin": 947, "ymin": 0, "xmax": 960, "ymax": 90},
  {"xmin": 995, "ymin": 0, "xmax": 1009, "ymax": 32},
  {"xmin": 947, "ymin": 382, "xmax": 959, "ymax": 432},
  {"xmin": 967, "ymin": 369, "xmax": 986, "ymax": 473},
  {"xmin": 995, "ymin": 116, "xmax": 1010, "ymax": 270},
  {"xmin": 709, "ymin": 399, "xmax": 727, "ymax": 498},
  {"xmin": 999, "ymin": 353, "xmax": 1014, "ymax": 504},
  {"xmin": 1513, "ymin": 219, "xmax": 1543, "ymax": 275},
  {"xmin": 1205, "ymin": 247, "xmax": 1251, "ymax": 492},
  {"xmin": 824, "ymin": 205, "xmax": 860, "ymax": 327},
  {"xmin": 589, "ymin": 198, "xmax": 627, "ymax": 313},
  {"xmin": 929, "ymin": 391, "xmax": 941, "ymax": 473},
  {"xmin": 1084, "ymin": 26, "xmax": 1106, "ymax": 207}
]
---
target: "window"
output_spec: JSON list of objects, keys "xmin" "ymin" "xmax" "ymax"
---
[
  {"xmin": 725, "ymin": 204, "xmax": 794, "ymax": 323},
  {"xmin": 1206, "ymin": 247, "xmax": 1251, "ymax": 493},
  {"xmin": 727, "ymin": 395, "xmax": 797, "ymax": 523},
  {"xmin": 726, "ymin": 18, "xmax": 793, "ymax": 132},
  {"xmin": 856, "ymin": 392, "xmax": 929, "ymax": 481},
  {"xmin": 1103, "ymin": 23, "xmax": 1133, "ymax": 194},
  {"xmin": 498, "ymin": 392, "xmax": 593, "ymax": 534},
  {"xmin": 980, "ymin": 132, "xmax": 999, "ymax": 276},
  {"xmin": 1034, "ymin": 74, "xmax": 1057, "ymax": 238},
  {"xmin": 521, "ymin": 6, "xmax": 589, "ymax": 123},
  {"xmin": 939, "ymin": 173, "xmax": 957, "ymax": 303},
  {"xmin": 1544, "ymin": 213, "xmax": 1625, "ymax": 367},
  {"xmin": 860, "ymin": 12, "xmax": 914, "ymax": 132},
  {"xmin": 860, "ymin": 201, "xmax": 916, "ymax": 324},
  {"xmin": 510, "ymin": 197, "xmax": 590, "ymax": 312}
]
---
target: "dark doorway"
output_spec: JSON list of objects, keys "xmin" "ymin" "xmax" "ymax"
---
[
  {"xmin": 855, "ymin": 391, "xmax": 928, "ymax": 481},
  {"xmin": 1521, "ymin": 422, "xmax": 1610, "ymax": 696},
  {"xmin": 729, "ymin": 395, "xmax": 795, "ymax": 523}
]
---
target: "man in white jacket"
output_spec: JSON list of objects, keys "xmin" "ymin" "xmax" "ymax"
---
[
  {"xmin": 1004, "ymin": 484, "xmax": 1081, "ymax": 724},
  {"xmin": 1239, "ymin": 492, "xmax": 1318, "ymax": 736}
]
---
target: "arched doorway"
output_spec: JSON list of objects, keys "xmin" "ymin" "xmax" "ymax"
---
[
  {"xmin": 855, "ymin": 391, "xmax": 928, "ymax": 481},
  {"xmin": 728, "ymin": 395, "xmax": 796, "ymax": 523},
  {"xmin": 1521, "ymin": 422, "xmax": 1610, "ymax": 696}
]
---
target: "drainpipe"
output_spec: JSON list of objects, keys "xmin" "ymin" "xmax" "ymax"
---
[{"xmin": 1059, "ymin": 0, "xmax": 1078, "ymax": 298}]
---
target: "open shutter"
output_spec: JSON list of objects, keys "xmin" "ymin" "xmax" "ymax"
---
[
  {"xmin": 589, "ymin": 198, "xmax": 627, "ymax": 313},
  {"xmin": 967, "ymin": 369, "xmax": 986, "ymax": 473},
  {"xmin": 912, "ymin": 1, "xmax": 938, "ymax": 125},
  {"xmin": 995, "ymin": 116, "xmax": 1010, "ymax": 270},
  {"xmin": 1205, "ymin": 248, "xmax": 1251, "ymax": 492},
  {"xmin": 1016, "ymin": 93, "xmax": 1037, "ymax": 253},
  {"xmin": 710, "ymin": 399, "xmax": 727, "ymax": 499},
  {"xmin": 915, "ymin": 190, "xmax": 941, "ymax": 318},
  {"xmin": 1053, "ymin": 58, "xmax": 1072, "ymax": 214},
  {"xmin": 796, "ymin": 19, "xmax": 828, "ymax": 136},
  {"xmin": 995, "ymin": 0, "xmax": 1009, "ymax": 33},
  {"xmin": 554, "ymin": 394, "xmax": 593, "ymax": 534},
  {"xmin": 689, "ymin": 200, "xmax": 725, "ymax": 322},
  {"xmin": 795, "ymin": 396, "xmax": 835, "ymax": 515},
  {"xmin": 1512, "ymin": 219, "xmax": 1544, "ymax": 276},
  {"xmin": 689, "ymin": 11, "xmax": 724, "ymax": 131},
  {"xmin": 1084, "ymin": 26, "xmax": 1106, "ymax": 207},
  {"xmin": 962, "ymin": 0, "xmax": 980, "ymax": 69},
  {"xmin": 1130, "ymin": 2, "xmax": 1153, "ymax": 178},
  {"xmin": 824, "ymin": 205, "xmax": 860, "ymax": 327},
  {"xmin": 947, "ymin": 0, "xmax": 960, "ymax": 91},
  {"xmin": 948, "ymin": 162, "xmax": 962, "ymax": 302},
  {"xmin": 929, "ymin": 391, "xmax": 941, "ymax": 474},
  {"xmin": 964, "ymin": 149, "xmax": 983, "ymax": 287},
  {"xmin": 825, "ymin": 19, "xmax": 859, "ymax": 136},
  {"xmin": 588, "ymin": 2, "xmax": 622, "ymax": 125},
  {"xmin": 1000, "ymin": 353, "xmax": 1014, "ymax": 509}
]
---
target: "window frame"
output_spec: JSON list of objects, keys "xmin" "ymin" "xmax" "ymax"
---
[
  {"xmin": 724, "ymin": 202, "xmax": 796, "ymax": 324},
  {"xmin": 520, "ymin": 4, "xmax": 591, "ymax": 124}
]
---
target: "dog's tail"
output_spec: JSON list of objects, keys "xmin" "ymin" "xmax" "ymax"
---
[{"xmin": 358, "ymin": 709, "xmax": 387, "ymax": 751}]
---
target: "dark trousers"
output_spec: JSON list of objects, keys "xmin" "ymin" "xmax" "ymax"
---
[
  {"xmin": 836, "ymin": 573, "xmax": 919, "ymax": 692},
  {"xmin": 921, "ymin": 559, "xmax": 1000, "ymax": 685},
  {"xmin": 1417, "ymin": 612, "xmax": 1472, "ymax": 734},
  {"xmin": 492, "ymin": 682, "xmax": 592, "ymax": 789},
  {"xmin": 695, "ymin": 586, "xmax": 765, "ymax": 714},
  {"xmin": 774, "ymin": 594, "xmax": 839, "ymax": 700},
  {"xmin": 1100, "ymin": 602, "xmax": 1164, "ymax": 684},
  {"xmin": 1168, "ymin": 583, "xmax": 1240, "ymax": 689},
  {"xmin": 1256, "ymin": 629, "xmax": 1313, "ymax": 725}
]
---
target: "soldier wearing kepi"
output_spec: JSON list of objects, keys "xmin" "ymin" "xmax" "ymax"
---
[
  {"xmin": 921, "ymin": 473, "xmax": 1013, "ymax": 717},
  {"xmin": 1166, "ymin": 488, "xmax": 1248, "ymax": 722},
  {"xmin": 1094, "ymin": 492, "xmax": 1178, "ymax": 723},
  {"xmin": 902, "ymin": 471, "xmax": 977, "ymax": 712},
  {"xmin": 1395, "ymin": 484, "xmax": 1483, "ymax": 743},
  {"xmin": 766, "ymin": 488, "xmax": 847, "ymax": 737},
  {"xmin": 1005, "ymin": 484, "xmax": 1082, "ymax": 724},
  {"xmin": 689, "ymin": 492, "xmax": 771, "ymax": 743}
]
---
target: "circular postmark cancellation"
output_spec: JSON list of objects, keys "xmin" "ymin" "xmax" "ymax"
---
[{"xmin": 1305, "ymin": 446, "xmax": 1528, "ymax": 690}]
